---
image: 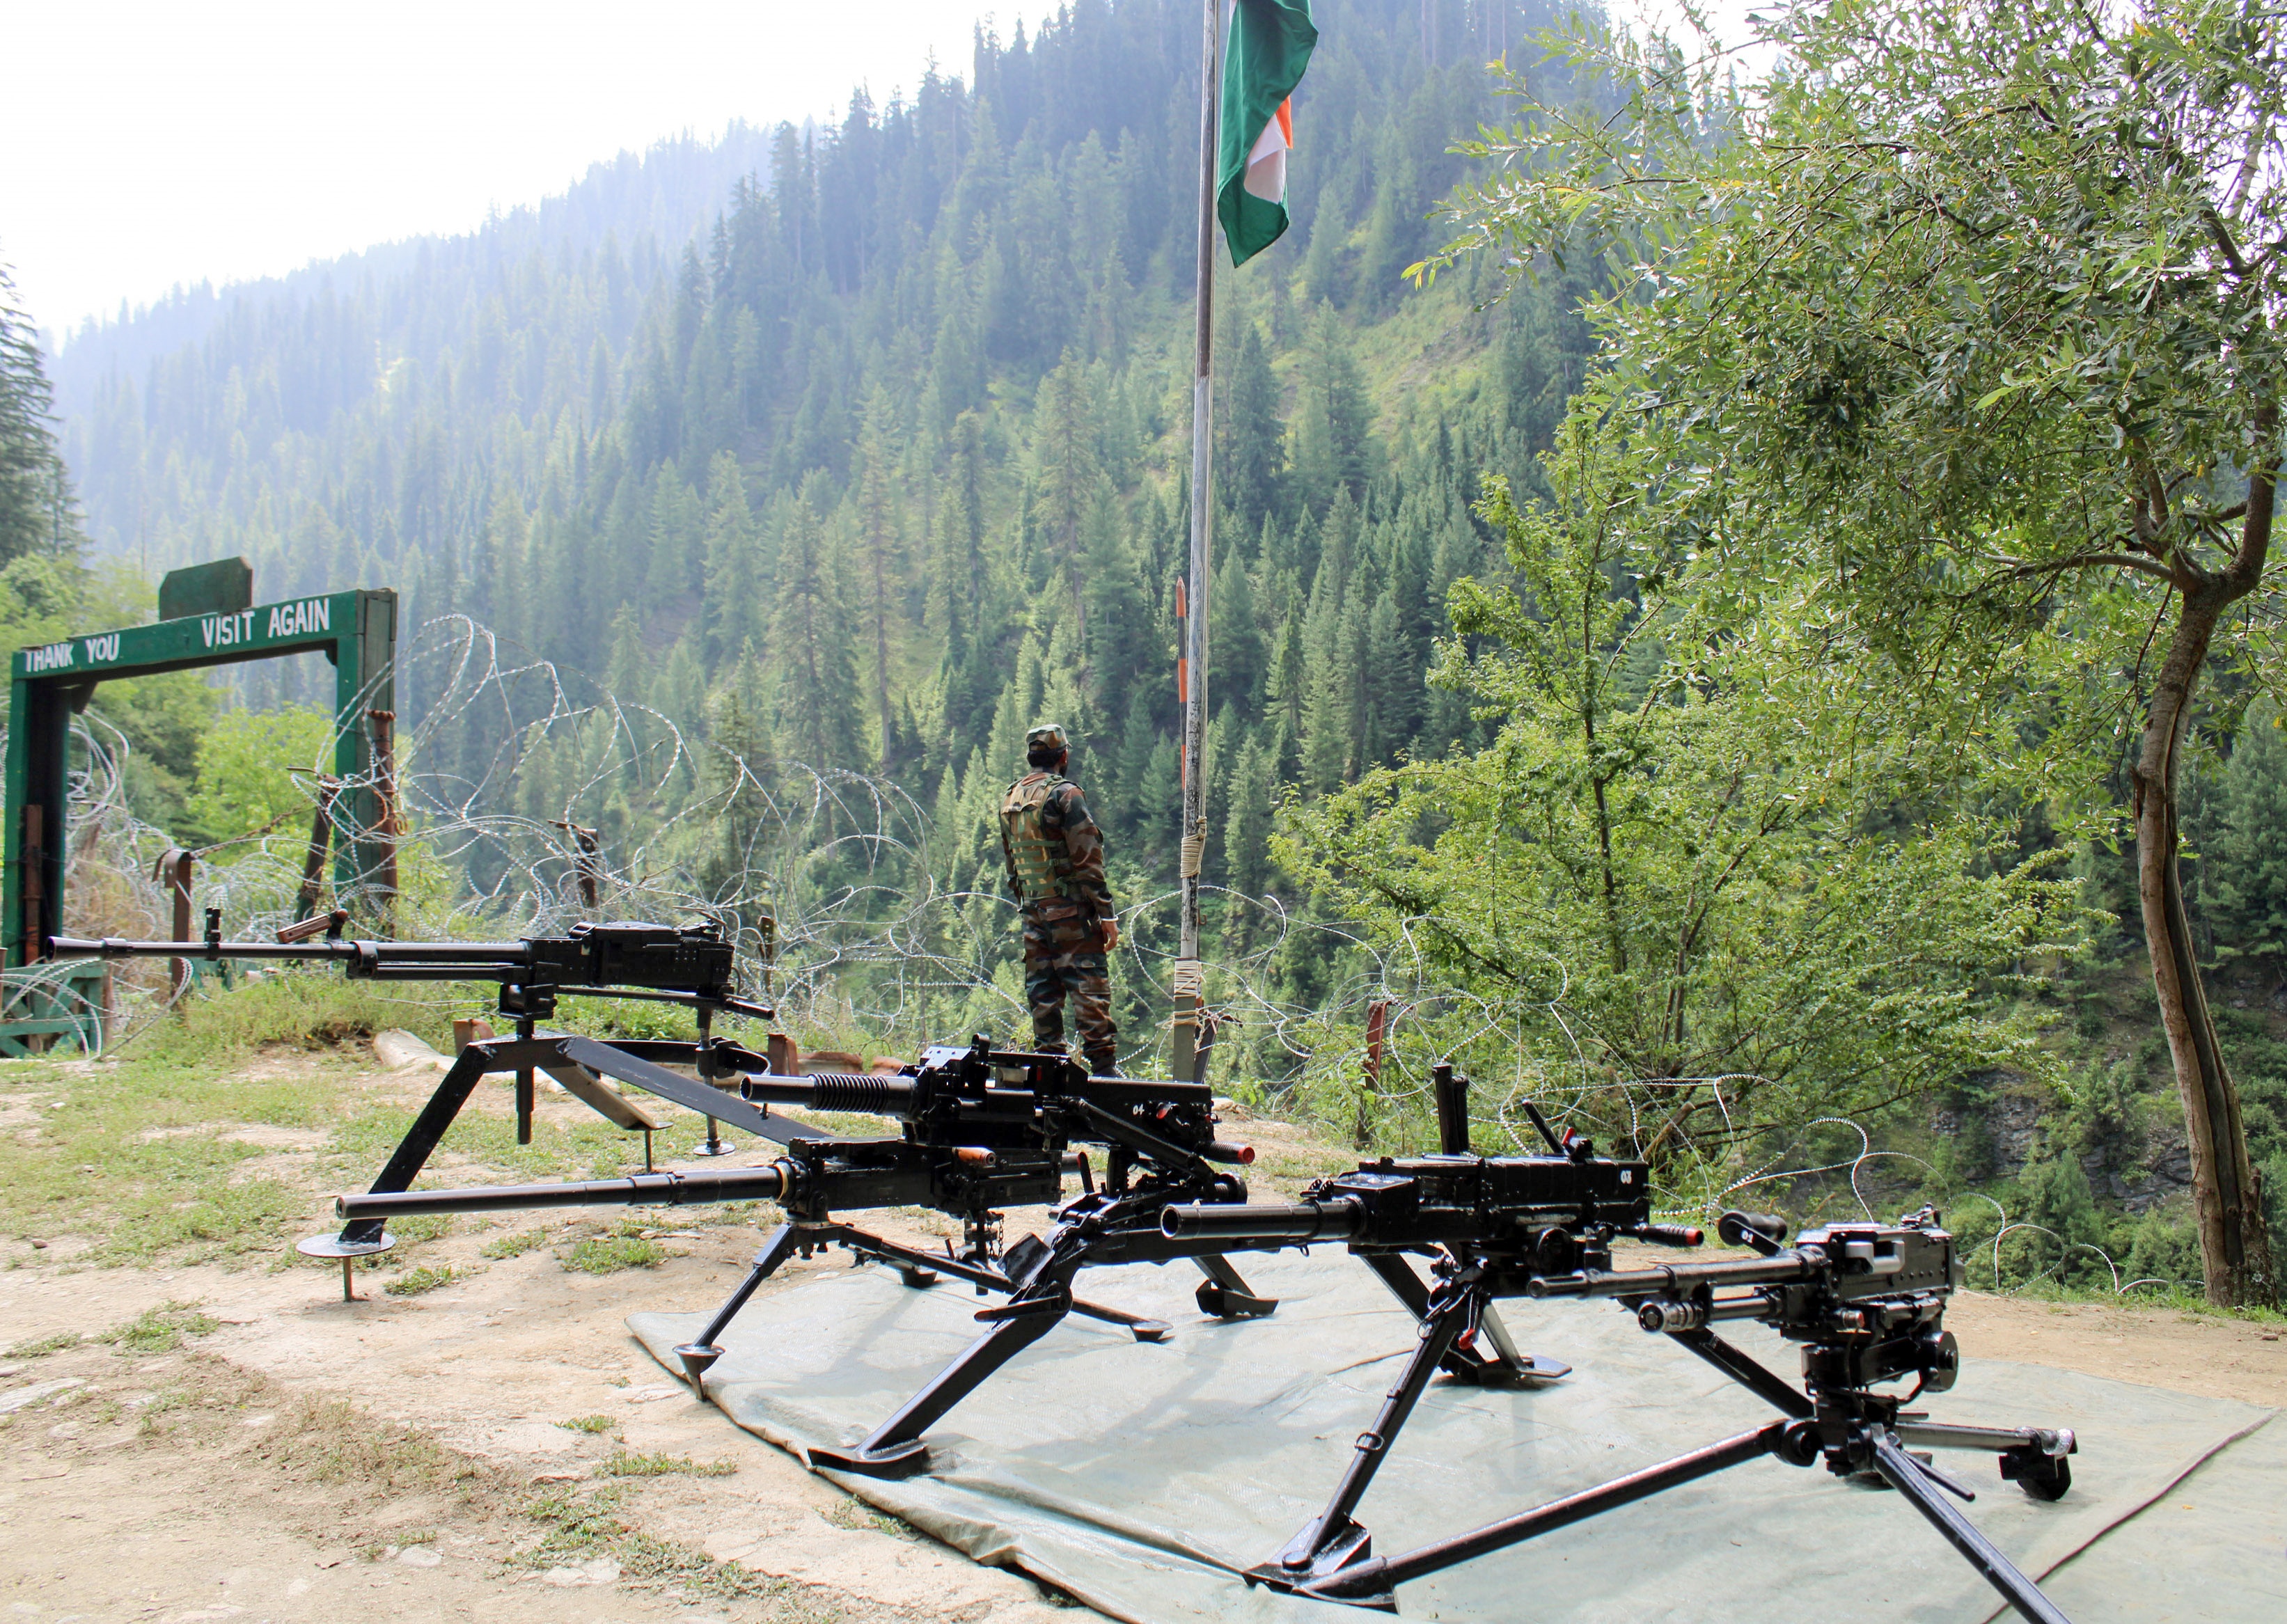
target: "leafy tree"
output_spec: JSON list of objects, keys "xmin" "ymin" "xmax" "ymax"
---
[
  {"xmin": 1278, "ymin": 422, "xmax": 2089, "ymax": 1184},
  {"xmin": 1417, "ymin": 0, "xmax": 2287, "ymax": 1302},
  {"xmin": 184, "ymin": 704, "xmax": 336, "ymax": 844}
]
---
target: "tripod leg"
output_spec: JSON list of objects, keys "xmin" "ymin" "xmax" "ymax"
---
[
  {"xmin": 839, "ymin": 1227, "xmax": 1170, "ymax": 1339},
  {"xmin": 1671, "ymin": 1327, "xmax": 1814, "ymax": 1419},
  {"xmin": 670, "ymin": 1222, "xmax": 803, "ymax": 1396},
  {"xmin": 1193, "ymin": 1252, "xmax": 1278, "ymax": 1318},
  {"xmin": 1359, "ymin": 1254, "xmax": 1562, "ymax": 1384},
  {"xmin": 1254, "ymin": 1283, "xmax": 1478, "ymax": 1586},
  {"xmin": 336, "ymin": 1046, "xmax": 495, "ymax": 1247},
  {"xmin": 808, "ymin": 1291, "xmax": 1075, "ymax": 1479},
  {"xmin": 1298, "ymin": 1422, "xmax": 1789, "ymax": 1608},
  {"xmin": 1868, "ymin": 1433, "xmax": 2073, "ymax": 1624}
]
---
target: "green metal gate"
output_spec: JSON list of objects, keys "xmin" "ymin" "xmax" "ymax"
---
[{"xmin": 4, "ymin": 586, "xmax": 399, "ymax": 974}]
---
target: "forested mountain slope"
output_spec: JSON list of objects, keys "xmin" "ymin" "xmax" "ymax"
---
[{"xmin": 48, "ymin": 0, "xmax": 1591, "ymax": 907}]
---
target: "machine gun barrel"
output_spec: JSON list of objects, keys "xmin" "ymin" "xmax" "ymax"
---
[
  {"xmin": 47, "ymin": 919, "xmax": 762, "ymax": 1012},
  {"xmin": 1161, "ymin": 1197, "xmax": 1365, "ymax": 1243},
  {"xmin": 337, "ymin": 1165, "xmax": 792, "ymax": 1220},
  {"xmin": 52, "ymin": 933, "xmax": 370, "ymax": 963},
  {"xmin": 1525, "ymin": 1253, "xmax": 1815, "ymax": 1300}
]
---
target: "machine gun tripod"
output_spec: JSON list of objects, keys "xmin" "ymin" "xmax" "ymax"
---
[
  {"xmin": 340, "ymin": 1034, "xmax": 1293, "ymax": 1474},
  {"xmin": 1251, "ymin": 1206, "xmax": 2076, "ymax": 1622},
  {"xmin": 50, "ymin": 917, "xmax": 783, "ymax": 1295}
]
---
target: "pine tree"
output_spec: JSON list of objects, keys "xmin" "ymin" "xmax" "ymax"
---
[
  {"xmin": 702, "ymin": 451, "xmax": 760, "ymax": 665},
  {"xmin": 1290, "ymin": 305, "xmax": 1378, "ymax": 507},
  {"xmin": 854, "ymin": 386, "xmax": 906, "ymax": 771},
  {"xmin": 1033, "ymin": 348, "xmax": 1098, "ymax": 631},
  {"xmin": 771, "ymin": 496, "xmax": 862, "ymax": 767},
  {"xmin": 1218, "ymin": 322, "xmax": 1287, "ymax": 531},
  {"xmin": 1224, "ymin": 730, "xmax": 1274, "ymax": 899},
  {"xmin": 0, "ymin": 265, "xmax": 84, "ymax": 567}
]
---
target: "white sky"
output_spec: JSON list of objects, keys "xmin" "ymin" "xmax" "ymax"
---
[
  {"xmin": 2, "ymin": 2, "xmax": 1058, "ymax": 340},
  {"xmin": 2, "ymin": 1, "xmax": 1761, "ymax": 345}
]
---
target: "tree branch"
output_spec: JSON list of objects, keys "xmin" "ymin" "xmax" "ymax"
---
[{"xmin": 1986, "ymin": 551, "xmax": 2176, "ymax": 583}]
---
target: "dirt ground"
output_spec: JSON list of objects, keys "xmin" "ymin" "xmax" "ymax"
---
[{"xmin": 0, "ymin": 1053, "xmax": 2281, "ymax": 1624}]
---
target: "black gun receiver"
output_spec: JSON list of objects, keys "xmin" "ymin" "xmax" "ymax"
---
[
  {"xmin": 1282, "ymin": 1207, "xmax": 2079, "ymax": 1624},
  {"xmin": 1165, "ymin": 1150, "xmax": 1666, "ymax": 1258}
]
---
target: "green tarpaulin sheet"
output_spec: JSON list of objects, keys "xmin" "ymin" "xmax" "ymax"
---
[{"xmin": 629, "ymin": 1252, "xmax": 2277, "ymax": 1623}]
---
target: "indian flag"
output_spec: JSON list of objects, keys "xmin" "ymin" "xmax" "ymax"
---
[{"xmin": 1218, "ymin": 0, "xmax": 1318, "ymax": 267}]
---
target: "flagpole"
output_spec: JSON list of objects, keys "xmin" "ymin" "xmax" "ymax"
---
[{"xmin": 1172, "ymin": 0, "xmax": 1220, "ymax": 1085}]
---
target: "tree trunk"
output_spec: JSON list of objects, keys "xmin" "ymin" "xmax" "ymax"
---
[{"xmin": 2131, "ymin": 594, "xmax": 2278, "ymax": 1308}]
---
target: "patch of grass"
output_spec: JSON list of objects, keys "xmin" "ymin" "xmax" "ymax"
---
[
  {"xmin": 520, "ymin": 1483, "xmax": 792, "ymax": 1602},
  {"xmin": 560, "ymin": 1217, "xmax": 673, "ymax": 1275},
  {"xmin": 822, "ymin": 1495, "xmax": 911, "ymax": 1538},
  {"xmin": 384, "ymin": 1264, "xmax": 460, "ymax": 1297},
  {"xmin": 7, "ymin": 1329, "xmax": 79, "ymax": 1358},
  {"xmin": 253, "ymin": 1395, "xmax": 492, "ymax": 1499},
  {"xmin": 101, "ymin": 1301, "xmax": 221, "ymax": 1353},
  {"xmin": 599, "ymin": 1448, "xmax": 736, "ymax": 1478},
  {"xmin": 482, "ymin": 1228, "xmax": 549, "ymax": 1259},
  {"xmin": 556, "ymin": 1414, "xmax": 617, "ymax": 1435},
  {"xmin": 3, "ymin": 998, "xmax": 652, "ymax": 1270},
  {"xmin": 1993, "ymin": 1277, "xmax": 2287, "ymax": 1325},
  {"xmin": 561, "ymin": 1234, "xmax": 666, "ymax": 1275},
  {"xmin": 129, "ymin": 971, "xmax": 471, "ymax": 1061}
]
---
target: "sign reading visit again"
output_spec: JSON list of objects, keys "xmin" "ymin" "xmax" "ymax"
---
[
  {"xmin": 6, "ymin": 581, "xmax": 398, "ymax": 971},
  {"xmin": 12, "ymin": 592, "xmax": 359, "ymax": 683}
]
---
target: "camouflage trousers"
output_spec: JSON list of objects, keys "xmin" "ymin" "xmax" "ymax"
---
[{"xmin": 1021, "ymin": 904, "xmax": 1117, "ymax": 1070}]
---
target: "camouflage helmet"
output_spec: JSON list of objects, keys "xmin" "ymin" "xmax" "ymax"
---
[{"xmin": 1025, "ymin": 722, "xmax": 1070, "ymax": 757}]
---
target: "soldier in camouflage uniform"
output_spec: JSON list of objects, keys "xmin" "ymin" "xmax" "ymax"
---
[{"xmin": 1000, "ymin": 723, "xmax": 1120, "ymax": 1075}]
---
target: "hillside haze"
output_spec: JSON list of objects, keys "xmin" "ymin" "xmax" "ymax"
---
[{"xmin": 47, "ymin": 0, "xmax": 1591, "ymax": 948}]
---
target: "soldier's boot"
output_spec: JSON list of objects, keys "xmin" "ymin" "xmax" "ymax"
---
[{"xmin": 1083, "ymin": 1047, "xmax": 1118, "ymax": 1078}]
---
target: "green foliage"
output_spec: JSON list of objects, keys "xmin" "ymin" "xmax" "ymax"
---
[
  {"xmin": 1276, "ymin": 418, "xmax": 2093, "ymax": 1182},
  {"xmin": 184, "ymin": 703, "xmax": 335, "ymax": 846},
  {"xmin": 384, "ymin": 1265, "xmax": 461, "ymax": 1297},
  {"xmin": 1413, "ymin": 0, "xmax": 2287, "ymax": 1298},
  {"xmin": 7, "ymin": 1329, "xmax": 80, "ymax": 1358},
  {"xmin": 101, "ymin": 1301, "xmax": 222, "ymax": 1353},
  {"xmin": 598, "ymin": 1448, "xmax": 737, "ymax": 1478},
  {"xmin": 0, "ymin": 260, "xmax": 82, "ymax": 565},
  {"xmin": 482, "ymin": 1228, "xmax": 551, "ymax": 1260},
  {"xmin": 556, "ymin": 1414, "xmax": 617, "ymax": 1435},
  {"xmin": 560, "ymin": 1232, "xmax": 666, "ymax": 1275}
]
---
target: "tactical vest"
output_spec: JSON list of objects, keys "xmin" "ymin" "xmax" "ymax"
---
[{"xmin": 1002, "ymin": 773, "xmax": 1076, "ymax": 904}]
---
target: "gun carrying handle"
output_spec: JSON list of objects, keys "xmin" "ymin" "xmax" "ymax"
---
[
  {"xmin": 1432, "ymin": 1064, "xmax": 1469, "ymax": 1156},
  {"xmin": 1718, "ymin": 1211, "xmax": 1790, "ymax": 1254}
]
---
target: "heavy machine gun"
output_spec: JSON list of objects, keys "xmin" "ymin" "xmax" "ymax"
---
[
  {"xmin": 49, "ymin": 917, "xmax": 787, "ymax": 1287},
  {"xmin": 338, "ymin": 1034, "xmax": 1296, "ymax": 1479},
  {"xmin": 1179, "ymin": 1160, "xmax": 2078, "ymax": 1621},
  {"xmin": 1161, "ymin": 1070, "xmax": 1698, "ymax": 1584},
  {"xmin": 1160, "ymin": 1071, "xmax": 2079, "ymax": 1622}
]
